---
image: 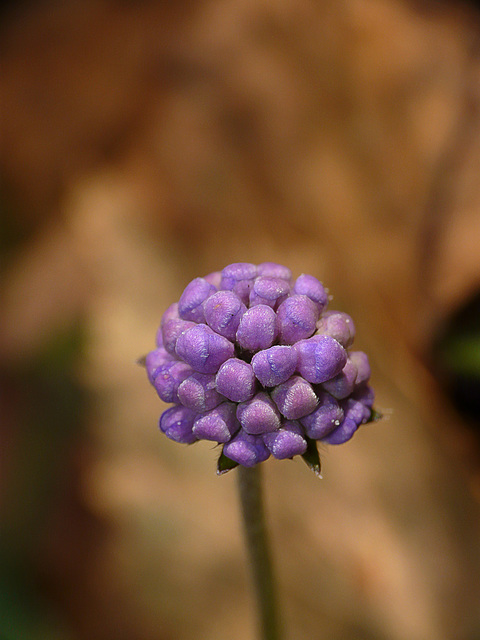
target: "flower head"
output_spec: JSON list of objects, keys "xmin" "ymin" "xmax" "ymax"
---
[{"xmin": 144, "ymin": 263, "xmax": 379, "ymax": 475}]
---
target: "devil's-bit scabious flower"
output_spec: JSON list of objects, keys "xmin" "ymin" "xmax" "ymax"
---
[{"xmin": 144, "ymin": 262, "xmax": 379, "ymax": 474}]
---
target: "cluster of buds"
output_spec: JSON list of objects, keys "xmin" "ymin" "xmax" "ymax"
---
[{"xmin": 144, "ymin": 263, "xmax": 377, "ymax": 474}]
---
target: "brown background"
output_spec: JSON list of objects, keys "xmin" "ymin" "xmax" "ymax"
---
[{"xmin": 1, "ymin": 1, "xmax": 480, "ymax": 639}]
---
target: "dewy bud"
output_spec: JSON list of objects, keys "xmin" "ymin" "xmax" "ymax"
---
[{"xmin": 144, "ymin": 262, "xmax": 379, "ymax": 473}]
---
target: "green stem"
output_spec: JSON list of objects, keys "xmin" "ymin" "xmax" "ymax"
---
[{"xmin": 237, "ymin": 465, "xmax": 283, "ymax": 640}]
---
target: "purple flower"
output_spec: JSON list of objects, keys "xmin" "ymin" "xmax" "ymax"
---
[{"xmin": 144, "ymin": 263, "xmax": 378, "ymax": 473}]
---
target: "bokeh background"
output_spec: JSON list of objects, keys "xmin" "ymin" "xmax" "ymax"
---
[{"xmin": 1, "ymin": 1, "xmax": 480, "ymax": 639}]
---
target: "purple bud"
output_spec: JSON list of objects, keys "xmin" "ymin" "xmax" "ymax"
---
[
  {"xmin": 249, "ymin": 276, "xmax": 290, "ymax": 309},
  {"xmin": 178, "ymin": 278, "xmax": 216, "ymax": 323},
  {"xmin": 162, "ymin": 318, "xmax": 196, "ymax": 355},
  {"xmin": 203, "ymin": 270, "xmax": 222, "ymax": 288},
  {"xmin": 277, "ymin": 295, "xmax": 319, "ymax": 345},
  {"xmin": 215, "ymin": 358, "xmax": 257, "ymax": 402},
  {"xmin": 270, "ymin": 375, "xmax": 318, "ymax": 420},
  {"xmin": 236, "ymin": 305, "xmax": 278, "ymax": 352},
  {"xmin": 352, "ymin": 384, "xmax": 375, "ymax": 408},
  {"xmin": 322, "ymin": 359, "xmax": 358, "ymax": 399},
  {"xmin": 176, "ymin": 324, "xmax": 235, "ymax": 374},
  {"xmin": 193, "ymin": 402, "xmax": 238, "ymax": 442},
  {"xmin": 236, "ymin": 391, "xmax": 281, "ymax": 435},
  {"xmin": 263, "ymin": 421, "xmax": 307, "ymax": 459},
  {"xmin": 293, "ymin": 274, "xmax": 328, "ymax": 313},
  {"xmin": 145, "ymin": 347, "xmax": 174, "ymax": 383},
  {"xmin": 320, "ymin": 416, "xmax": 358, "ymax": 445},
  {"xmin": 159, "ymin": 405, "xmax": 198, "ymax": 444},
  {"xmin": 223, "ymin": 429, "xmax": 270, "ymax": 467},
  {"xmin": 220, "ymin": 263, "xmax": 257, "ymax": 304},
  {"xmin": 295, "ymin": 335, "xmax": 347, "ymax": 384},
  {"xmin": 257, "ymin": 262, "xmax": 292, "ymax": 281},
  {"xmin": 300, "ymin": 391, "xmax": 344, "ymax": 439},
  {"xmin": 203, "ymin": 290, "xmax": 246, "ymax": 341},
  {"xmin": 177, "ymin": 372, "xmax": 224, "ymax": 412},
  {"xmin": 349, "ymin": 351, "xmax": 371, "ymax": 385},
  {"xmin": 153, "ymin": 360, "xmax": 193, "ymax": 403},
  {"xmin": 157, "ymin": 302, "xmax": 180, "ymax": 347},
  {"xmin": 251, "ymin": 345, "xmax": 297, "ymax": 387},
  {"xmin": 315, "ymin": 311, "xmax": 355, "ymax": 348}
]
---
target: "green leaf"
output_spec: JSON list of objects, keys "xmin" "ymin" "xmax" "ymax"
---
[
  {"xmin": 301, "ymin": 437, "xmax": 322, "ymax": 478},
  {"xmin": 366, "ymin": 407, "xmax": 382, "ymax": 423},
  {"xmin": 217, "ymin": 449, "xmax": 239, "ymax": 475}
]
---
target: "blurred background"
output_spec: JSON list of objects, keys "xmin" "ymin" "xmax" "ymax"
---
[{"xmin": 1, "ymin": 1, "xmax": 480, "ymax": 639}]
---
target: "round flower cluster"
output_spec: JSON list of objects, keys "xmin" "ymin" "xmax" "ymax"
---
[{"xmin": 145, "ymin": 262, "xmax": 375, "ymax": 470}]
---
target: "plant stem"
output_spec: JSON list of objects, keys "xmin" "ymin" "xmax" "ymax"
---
[{"xmin": 237, "ymin": 464, "xmax": 283, "ymax": 640}]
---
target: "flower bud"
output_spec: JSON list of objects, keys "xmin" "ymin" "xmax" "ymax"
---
[
  {"xmin": 220, "ymin": 262, "xmax": 257, "ymax": 304},
  {"xmin": 162, "ymin": 318, "xmax": 196, "ymax": 355},
  {"xmin": 277, "ymin": 295, "xmax": 319, "ymax": 344},
  {"xmin": 315, "ymin": 311, "xmax": 355, "ymax": 348},
  {"xmin": 322, "ymin": 359, "xmax": 358, "ymax": 399},
  {"xmin": 237, "ymin": 392, "xmax": 281, "ymax": 434},
  {"xmin": 349, "ymin": 351, "xmax": 371, "ymax": 385},
  {"xmin": 236, "ymin": 305, "xmax": 278, "ymax": 352},
  {"xmin": 215, "ymin": 358, "xmax": 257, "ymax": 402},
  {"xmin": 249, "ymin": 276, "xmax": 290, "ymax": 309},
  {"xmin": 251, "ymin": 345, "xmax": 297, "ymax": 387},
  {"xmin": 257, "ymin": 262, "xmax": 292, "ymax": 280},
  {"xmin": 263, "ymin": 421, "xmax": 307, "ymax": 459},
  {"xmin": 177, "ymin": 372, "xmax": 224, "ymax": 412},
  {"xmin": 293, "ymin": 274, "xmax": 328, "ymax": 313},
  {"xmin": 203, "ymin": 290, "xmax": 246, "ymax": 341},
  {"xmin": 153, "ymin": 360, "xmax": 193, "ymax": 403},
  {"xmin": 178, "ymin": 277, "xmax": 216, "ymax": 323},
  {"xmin": 159, "ymin": 405, "xmax": 198, "ymax": 444},
  {"xmin": 193, "ymin": 402, "xmax": 238, "ymax": 442},
  {"xmin": 295, "ymin": 335, "xmax": 347, "ymax": 384},
  {"xmin": 223, "ymin": 429, "xmax": 270, "ymax": 467},
  {"xmin": 300, "ymin": 391, "xmax": 344, "ymax": 439},
  {"xmin": 270, "ymin": 375, "xmax": 318, "ymax": 420},
  {"xmin": 145, "ymin": 347, "xmax": 174, "ymax": 383},
  {"xmin": 176, "ymin": 324, "xmax": 234, "ymax": 374}
]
